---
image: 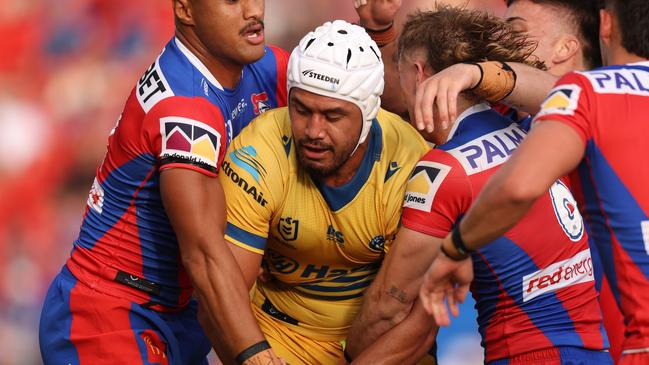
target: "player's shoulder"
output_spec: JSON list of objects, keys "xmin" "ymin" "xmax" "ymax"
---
[
  {"xmin": 135, "ymin": 38, "xmax": 213, "ymax": 113},
  {"xmin": 147, "ymin": 95, "xmax": 225, "ymax": 130},
  {"xmin": 570, "ymin": 61, "xmax": 649, "ymax": 96},
  {"xmin": 247, "ymin": 45, "xmax": 289, "ymax": 73},
  {"xmin": 232, "ymin": 107, "xmax": 292, "ymax": 162},
  {"xmin": 376, "ymin": 108, "xmax": 430, "ymax": 158},
  {"xmin": 415, "ymin": 148, "xmax": 466, "ymax": 179},
  {"xmin": 238, "ymin": 107, "xmax": 289, "ymax": 140}
]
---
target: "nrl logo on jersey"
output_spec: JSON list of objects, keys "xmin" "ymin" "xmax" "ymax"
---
[
  {"xmin": 403, "ymin": 161, "xmax": 451, "ymax": 212},
  {"xmin": 278, "ymin": 217, "xmax": 299, "ymax": 241}
]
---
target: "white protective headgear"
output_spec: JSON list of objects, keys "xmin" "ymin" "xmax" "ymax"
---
[{"xmin": 287, "ymin": 20, "xmax": 384, "ymax": 151}]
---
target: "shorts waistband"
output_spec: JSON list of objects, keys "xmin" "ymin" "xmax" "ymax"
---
[
  {"xmin": 488, "ymin": 347, "xmax": 611, "ymax": 365},
  {"xmin": 64, "ymin": 261, "xmax": 185, "ymax": 313},
  {"xmin": 251, "ymin": 285, "xmax": 348, "ymax": 342}
]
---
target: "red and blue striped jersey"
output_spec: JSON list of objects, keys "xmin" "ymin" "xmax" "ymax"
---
[
  {"xmin": 534, "ymin": 61, "xmax": 649, "ymax": 352},
  {"xmin": 66, "ymin": 37, "xmax": 288, "ymax": 311},
  {"xmin": 402, "ymin": 104, "xmax": 608, "ymax": 362}
]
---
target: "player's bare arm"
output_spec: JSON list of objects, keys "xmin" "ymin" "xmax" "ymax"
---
[
  {"xmin": 414, "ymin": 62, "xmax": 557, "ymax": 133},
  {"xmin": 345, "ymin": 228, "xmax": 440, "ymax": 361},
  {"xmin": 355, "ymin": 0, "xmax": 405, "ymax": 116},
  {"xmin": 352, "ymin": 300, "xmax": 438, "ymax": 365},
  {"xmin": 160, "ymin": 169, "xmax": 281, "ymax": 364},
  {"xmin": 420, "ymin": 120, "xmax": 584, "ymax": 324}
]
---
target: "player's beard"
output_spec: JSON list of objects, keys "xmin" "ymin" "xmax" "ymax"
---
[{"xmin": 296, "ymin": 137, "xmax": 356, "ymax": 179}]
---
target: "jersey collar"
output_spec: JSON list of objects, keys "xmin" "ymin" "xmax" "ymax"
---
[
  {"xmin": 174, "ymin": 37, "xmax": 224, "ymax": 91},
  {"xmin": 313, "ymin": 119, "xmax": 382, "ymax": 212},
  {"xmin": 445, "ymin": 102, "xmax": 491, "ymax": 143}
]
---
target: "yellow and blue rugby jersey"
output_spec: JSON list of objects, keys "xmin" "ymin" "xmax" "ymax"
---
[{"xmin": 221, "ymin": 107, "xmax": 430, "ymax": 340}]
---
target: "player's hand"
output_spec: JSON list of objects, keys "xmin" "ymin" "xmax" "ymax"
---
[
  {"xmin": 419, "ymin": 236, "xmax": 473, "ymax": 327},
  {"xmin": 354, "ymin": 0, "xmax": 401, "ymax": 30},
  {"xmin": 242, "ymin": 348, "xmax": 287, "ymax": 365},
  {"xmin": 414, "ymin": 63, "xmax": 482, "ymax": 133}
]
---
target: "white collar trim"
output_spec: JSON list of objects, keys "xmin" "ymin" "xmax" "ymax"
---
[
  {"xmin": 445, "ymin": 102, "xmax": 491, "ymax": 143},
  {"xmin": 629, "ymin": 60, "xmax": 649, "ymax": 67},
  {"xmin": 174, "ymin": 37, "xmax": 224, "ymax": 91}
]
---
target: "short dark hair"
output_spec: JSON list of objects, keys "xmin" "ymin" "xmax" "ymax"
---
[
  {"xmin": 606, "ymin": 0, "xmax": 649, "ymax": 59},
  {"xmin": 506, "ymin": 0, "xmax": 602, "ymax": 69},
  {"xmin": 397, "ymin": 6, "xmax": 545, "ymax": 73}
]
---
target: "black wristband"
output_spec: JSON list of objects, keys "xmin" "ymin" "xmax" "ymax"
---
[
  {"xmin": 500, "ymin": 62, "xmax": 517, "ymax": 100},
  {"xmin": 464, "ymin": 62, "xmax": 484, "ymax": 91},
  {"xmin": 362, "ymin": 21, "xmax": 394, "ymax": 33},
  {"xmin": 451, "ymin": 225, "xmax": 473, "ymax": 258},
  {"xmin": 343, "ymin": 347, "xmax": 354, "ymax": 363},
  {"xmin": 440, "ymin": 243, "xmax": 468, "ymax": 261},
  {"xmin": 235, "ymin": 340, "xmax": 271, "ymax": 365}
]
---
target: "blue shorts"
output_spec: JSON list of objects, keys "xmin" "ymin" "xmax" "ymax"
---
[
  {"xmin": 489, "ymin": 346, "xmax": 613, "ymax": 365},
  {"xmin": 39, "ymin": 266, "xmax": 211, "ymax": 365}
]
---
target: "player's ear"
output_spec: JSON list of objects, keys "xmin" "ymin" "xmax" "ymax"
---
[
  {"xmin": 174, "ymin": 0, "xmax": 195, "ymax": 27},
  {"xmin": 551, "ymin": 35, "xmax": 580, "ymax": 65},
  {"xmin": 414, "ymin": 61, "xmax": 430, "ymax": 86},
  {"xmin": 599, "ymin": 8, "xmax": 613, "ymax": 49}
]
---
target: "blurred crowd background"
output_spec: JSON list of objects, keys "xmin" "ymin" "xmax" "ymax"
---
[{"xmin": 0, "ymin": 1, "xmax": 505, "ymax": 364}]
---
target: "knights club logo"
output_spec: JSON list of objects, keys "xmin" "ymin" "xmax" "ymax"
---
[
  {"xmin": 251, "ymin": 92, "xmax": 270, "ymax": 115},
  {"xmin": 549, "ymin": 180, "xmax": 584, "ymax": 242}
]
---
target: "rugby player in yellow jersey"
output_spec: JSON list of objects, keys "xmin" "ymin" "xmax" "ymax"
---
[{"xmin": 217, "ymin": 20, "xmax": 430, "ymax": 364}]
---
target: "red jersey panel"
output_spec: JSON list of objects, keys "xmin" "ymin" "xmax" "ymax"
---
[
  {"xmin": 534, "ymin": 61, "xmax": 649, "ymax": 352},
  {"xmin": 402, "ymin": 104, "xmax": 607, "ymax": 362}
]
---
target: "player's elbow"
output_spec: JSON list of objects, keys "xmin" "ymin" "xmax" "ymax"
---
[
  {"xmin": 496, "ymin": 173, "xmax": 545, "ymax": 208},
  {"xmin": 179, "ymin": 236, "xmax": 219, "ymax": 283}
]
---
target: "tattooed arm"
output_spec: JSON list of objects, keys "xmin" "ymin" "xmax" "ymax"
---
[{"xmin": 344, "ymin": 228, "xmax": 442, "ymax": 361}]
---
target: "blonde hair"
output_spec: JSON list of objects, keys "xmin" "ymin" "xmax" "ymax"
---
[{"xmin": 397, "ymin": 6, "xmax": 546, "ymax": 72}]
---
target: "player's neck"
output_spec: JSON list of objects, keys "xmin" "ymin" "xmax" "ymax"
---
[
  {"xmin": 175, "ymin": 31, "xmax": 244, "ymax": 89},
  {"xmin": 319, "ymin": 140, "xmax": 369, "ymax": 188},
  {"xmin": 607, "ymin": 46, "xmax": 647, "ymax": 66}
]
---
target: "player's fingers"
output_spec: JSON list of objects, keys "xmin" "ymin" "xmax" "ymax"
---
[
  {"xmin": 456, "ymin": 281, "xmax": 471, "ymax": 304},
  {"xmin": 414, "ymin": 80, "xmax": 427, "ymax": 131},
  {"xmin": 447, "ymin": 86, "xmax": 459, "ymax": 128},
  {"xmin": 419, "ymin": 279, "xmax": 435, "ymax": 314},
  {"xmin": 446, "ymin": 287, "xmax": 458, "ymax": 318},
  {"xmin": 434, "ymin": 80, "xmax": 449, "ymax": 132},
  {"xmin": 418, "ymin": 79, "xmax": 438, "ymax": 132},
  {"xmin": 432, "ymin": 294, "xmax": 450, "ymax": 327}
]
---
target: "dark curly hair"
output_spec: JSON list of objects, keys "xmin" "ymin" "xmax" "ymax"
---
[{"xmin": 397, "ymin": 6, "xmax": 546, "ymax": 72}]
